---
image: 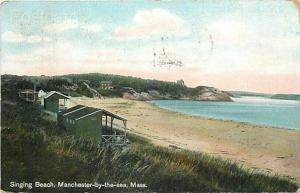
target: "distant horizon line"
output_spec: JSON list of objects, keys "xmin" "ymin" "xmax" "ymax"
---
[{"xmin": 2, "ymin": 72, "xmax": 299, "ymax": 95}]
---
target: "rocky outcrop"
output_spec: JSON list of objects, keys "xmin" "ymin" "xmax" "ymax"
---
[
  {"xmin": 122, "ymin": 92, "xmax": 152, "ymax": 101},
  {"xmin": 148, "ymin": 90, "xmax": 164, "ymax": 99},
  {"xmin": 122, "ymin": 87, "xmax": 153, "ymax": 101},
  {"xmin": 186, "ymin": 87, "xmax": 232, "ymax": 101},
  {"xmin": 122, "ymin": 87, "xmax": 232, "ymax": 102},
  {"xmin": 122, "ymin": 87, "xmax": 168, "ymax": 101}
]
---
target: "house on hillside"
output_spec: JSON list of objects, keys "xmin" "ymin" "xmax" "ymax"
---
[
  {"xmin": 58, "ymin": 105, "xmax": 127, "ymax": 145},
  {"xmin": 42, "ymin": 91, "xmax": 70, "ymax": 116},
  {"xmin": 99, "ymin": 81, "xmax": 113, "ymax": 90}
]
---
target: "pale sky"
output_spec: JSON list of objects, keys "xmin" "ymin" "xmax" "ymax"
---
[{"xmin": 1, "ymin": 0, "xmax": 300, "ymax": 94}]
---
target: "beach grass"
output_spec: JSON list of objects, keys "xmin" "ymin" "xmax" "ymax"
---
[{"xmin": 1, "ymin": 125, "xmax": 298, "ymax": 192}]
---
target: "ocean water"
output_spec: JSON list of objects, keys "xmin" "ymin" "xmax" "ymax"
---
[{"xmin": 150, "ymin": 97, "xmax": 300, "ymax": 130}]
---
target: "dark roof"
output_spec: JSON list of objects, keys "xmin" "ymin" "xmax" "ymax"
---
[
  {"xmin": 60, "ymin": 105, "xmax": 85, "ymax": 115},
  {"xmin": 44, "ymin": 91, "xmax": 70, "ymax": 99},
  {"xmin": 63, "ymin": 105, "xmax": 127, "ymax": 121},
  {"xmin": 65, "ymin": 107, "xmax": 101, "ymax": 120}
]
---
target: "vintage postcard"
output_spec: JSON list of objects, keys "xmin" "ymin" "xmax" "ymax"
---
[{"xmin": 1, "ymin": 0, "xmax": 300, "ymax": 192}]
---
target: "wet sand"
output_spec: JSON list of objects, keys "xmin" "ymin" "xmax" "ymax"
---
[{"xmin": 68, "ymin": 97, "xmax": 300, "ymax": 183}]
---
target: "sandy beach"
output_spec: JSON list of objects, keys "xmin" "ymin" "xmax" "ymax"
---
[{"xmin": 68, "ymin": 97, "xmax": 300, "ymax": 183}]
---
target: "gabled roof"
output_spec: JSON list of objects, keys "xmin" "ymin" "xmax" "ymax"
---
[
  {"xmin": 65, "ymin": 107, "xmax": 101, "ymax": 121},
  {"xmin": 43, "ymin": 91, "xmax": 70, "ymax": 99},
  {"xmin": 63, "ymin": 105, "xmax": 127, "ymax": 121},
  {"xmin": 60, "ymin": 105, "xmax": 86, "ymax": 116},
  {"xmin": 102, "ymin": 109, "xmax": 127, "ymax": 121},
  {"xmin": 38, "ymin": 90, "xmax": 47, "ymax": 98}
]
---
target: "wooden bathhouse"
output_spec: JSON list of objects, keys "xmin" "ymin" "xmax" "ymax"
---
[
  {"xmin": 42, "ymin": 91, "xmax": 70, "ymax": 115},
  {"xmin": 58, "ymin": 105, "xmax": 127, "ymax": 145}
]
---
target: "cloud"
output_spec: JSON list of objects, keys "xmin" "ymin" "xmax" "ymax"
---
[
  {"xmin": 2, "ymin": 41, "xmax": 125, "ymax": 68},
  {"xmin": 115, "ymin": 8, "xmax": 189, "ymax": 40},
  {"xmin": 44, "ymin": 19, "xmax": 102, "ymax": 33},
  {"xmin": 1, "ymin": 40, "xmax": 159, "ymax": 76},
  {"xmin": 2, "ymin": 31, "xmax": 51, "ymax": 43}
]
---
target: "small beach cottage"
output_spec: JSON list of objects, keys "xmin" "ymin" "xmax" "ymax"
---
[
  {"xmin": 43, "ymin": 91, "xmax": 70, "ymax": 115},
  {"xmin": 58, "ymin": 105, "xmax": 127, "ymax": 145}
]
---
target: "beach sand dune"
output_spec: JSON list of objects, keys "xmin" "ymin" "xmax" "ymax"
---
[{"xmin": 69, "ymin": 97, "xmax": 300, "ymax": 183}]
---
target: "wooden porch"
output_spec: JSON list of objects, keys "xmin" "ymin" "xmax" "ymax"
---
[{"xmin": 101, "ymin": 110, "xmax": 128, "ymax": 146}]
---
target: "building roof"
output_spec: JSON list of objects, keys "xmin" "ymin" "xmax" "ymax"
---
[
  {"xmin": 38, "ymin": 90, "xmax": 47, "ymax": 98},
  {"xmin": 60, "ymin": 105, "xmax": 86, "ymax": 115},
  {"xmin": 63, "ymin": 105, "xmax": 127, "ymax": 121},
  {"xmin": 102, "ymin": 109, "xmax": 127, "ymax": 121},
  {"xmin": 43, "ymin": 91, "xmax": 70, "ymax": 99},
  {"xmin": 65, "ymin": 107, "xmax": 101, "ymax": 121}
]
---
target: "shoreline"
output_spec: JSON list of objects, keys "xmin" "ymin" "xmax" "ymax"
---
[
  {"xmin": 148, "ymin": 101, "xmax": 299, "ymax": 131},
  {"xmin": 68, "ymin": 97, "xmax": 300, "ymax": 183}
]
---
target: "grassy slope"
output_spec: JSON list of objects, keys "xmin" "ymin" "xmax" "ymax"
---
[
  {"xmin": 52, "ymin": 73, "xmax": 221, "ymax": 98},
  {"xmin": 1, "ymin": 77, "xmax": 298, "ymax": 192},
  {"xmin": 2, "ymin": 128, "xmax": 298, "ymax": 192},
  {"xmin": 2, "ymin": 73, "xmax": 232, "ymax": 100},
  {"xmin": 64, "ymin": 73, "xmax": 186, "ymax": 95}
]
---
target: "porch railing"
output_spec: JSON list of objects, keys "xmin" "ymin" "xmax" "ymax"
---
[{"xmin": 102, "ymin": 135, "xmax": 127, "ymax": 146}]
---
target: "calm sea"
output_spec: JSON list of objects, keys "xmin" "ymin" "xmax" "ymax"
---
[{"xmin": 150, "ymin": 97, "xmax": 300, "ymax": 130}]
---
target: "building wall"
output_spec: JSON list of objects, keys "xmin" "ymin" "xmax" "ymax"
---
[
  {"xmin": 57, "ymin": 112, "xmax": 65, "ymax": 129},
  {"xmin": 44, "ymin": 95, "xmax": 59, "ymax": 113},
  {"xmin": 44, "ymin": 93, "xmax": 67, "ymax": 113},
  {"xmin": 64, "ymin": 112, "xmax": 103, "ymax": 143}
]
